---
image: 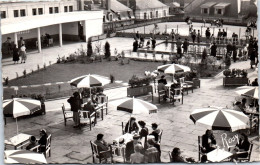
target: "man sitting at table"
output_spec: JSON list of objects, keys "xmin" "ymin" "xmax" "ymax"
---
[
  {"xmin": 202, "ymin": 129, "xmax": 217, "ymax": 153},
  {"xmin": 125, "ymin": 117, "xmax": 139, "ymax": 134},
  {"xmin": 125, "ymin": 134, "xmax": 144, "ymax": 162},
  {"xmin": 26, "ymin": 136, "xmax": 37, "ymax": 150},
  {"xmin": 138, "ymin": 121, "xmax": 149, "ymax": 139},
  {"xmin": 130, "ymin": 144, "xmax": 145, "ymax": 163},
  {"xmin": 231, "ymin": 133, "xmax": 250, "ymax": 161},
  {"xmin": 83, "ymin": 98, "xmax": 96, "ymax": 115},
  {"xmin": 38, "ymin": 129, "xmax": 48, "ymax": 153},
  {"xmin": 158, "ymin": 75, "xmax": 167, "ymax": 85},
  {"xmin": 251, "ymin": 78, "xmax": 258, "ymax": 86},
  {"xmin": 149, "ymin": 123, "xmax": 161, "ymax": 143},
  {"xmin": 171, "ymin": 147, "xmax": 186, "ymax": 162},
  {"xmin": 94, "ymin": 134, "xmax": 111, "ymax": 160}
]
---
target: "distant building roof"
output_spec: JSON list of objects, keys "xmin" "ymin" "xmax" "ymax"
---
[
  {"xmin": 165, "ymin": 2, "xmax": 180, "ymax": 8},
  {"xmin": 135, "ymin": 0, "xmax": 168, "ymax": 10},
  {"xmin": 200, "ymin": 2, "xmax": 216, "ymax": 8},
  {"xmin": 214, "ymin": 2, "xmax": 231, "ymax": 9},
  {"xmin": 111, "ymin": 0, "xmax": 131, "ymax": 12}
]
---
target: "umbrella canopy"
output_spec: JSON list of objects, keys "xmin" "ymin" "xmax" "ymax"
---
[
  {"xmin": 157, "ymin": 64, "xmax": 191, "ymax": 74},
  {"xmin": 4, "ymin": 150, "xmax": 47, "ymax": 164},
  {"xmin": 190, "ymin": 106, "xmax": 249, "ymax": 132},
  {"xmin": 70, "ymin": 74, "xmax": 110, "ymax": 88},
  {"xmin": 3, "ymin": 98, "xmax": 41, "ymax": 118},
  {"xmin": 235, "ymin": 86, "xmax": 259, "ymax": 99},
  {"xmin": 117, "ymin": 97, "xmax": 157, "ymax": 114}
]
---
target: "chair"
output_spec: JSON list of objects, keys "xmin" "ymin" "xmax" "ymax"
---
[
  {"xmin": 111, "ymin": 145, "xmax": 126, "ymax": 163},
  {"xmin": 98, "ymin": 95, "xmax": 108, "ymax": 115},
  {"xmin": 157, "ymin": 130, "xmax": 163, "ymax": 145},
  {"xmin": 157, "ymin": 83, "xmax": 166, "ymax": 103},
  {"xmin": 237, "ymin": 143, "xmax": 253, "ymax": 162},
  {"xmin": 95, "ymin": 106, "xmax": 104, "ymax": 121},
  {"xmin": 170, "ymin": 88, "xmax": 183, "ymax": 105},
  {"xmin": 40, "ymin": 134, "xmax": 51, "ymax": 157},
  {"xmin": 79, "ymin": 110, "xmax": 96, "ymax": 130},
  {"xmin": 62, "ymin": 104, "xmax": 73, "ymax": 126},
  {"xmin": 198, "ymin": 136, "xmax": 206, "ymax": 162},
  {"xmin": 90, "ymin": 141, "xmax": 113, "ymax": 164},
  {"xmin": 179, "ymin": 77, "xmax": 193, "ymax": 95},
  {"xmin": 168, "ymin": 151, "xmax": 172, "ymax": 162},
  {"xmin": 29, "ymin": 145, "xmax": 41, "ymax": 152}
]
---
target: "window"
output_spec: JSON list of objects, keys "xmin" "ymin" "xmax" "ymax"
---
[
  {"xmin": 32, "ymin": 8, "xmax": 37, "ymax": 15},
  {"xmin": 203, "ymin": 8, "xmax": 208, "ymax": 14},
  {"xmin": 20, "ymin": 9, "xmax": 26, "ymax": 17},
  {"xmin": 49, "ymin": 7, "xmax": 53, "ymax": 14},
  {"xmin": 54, "ymin": 7, "xmax": 59, "ymax": 13},
  {"xmin": 109, "ymin": 14, "xmax": 113, "ymax": 21},
  {"xmin": 1, "ymin": 11, "xmax": 6, "ymax": 19},
  {"xmin": 38, "ymin": 8, "xmax": 43, "ymax": 15},
  {"xmin": 14, "ymin": 10, "xmax": 19, "ymax": 17},
  {"xmin": 69, "ymin": 6, "xmax": 73, "ymax": 12},
  {"xmin": 156, "ymin": 11, "xmax": 158, "ymax": 18},
  {"xmin": 164, "ymin": 10, "xmax": 166, "ymax": 17},
  {"xmin": 144, "ymin": 13, "xmax": 147, "ymax": 19},
  {"xmin": 217, "ymin": 9, "xmax": 222, "ymax": 14},
  {"xmin": 150, "ymin": 12, "xmax": 153, "ymax": 18},
  {"xmin": 64, "ymin": 6, "xmax": 68, "ymax": 12},
  {"xmin": 127, "ymin": 11, "xmax": 131, "ymax": 18},
  {"xmin": 103, "ymin": 15, "xmax": 106, "ymax": 22}
]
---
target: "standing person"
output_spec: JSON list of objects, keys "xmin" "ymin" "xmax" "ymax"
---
[
  {"xmin": 226, "ymin": 42, "xmax": 233, "ymax": 54},
  {"xmin": 67, "ymin": 92, "xmax": 81, "ymax": 128},
  {"xmin": 205, "ymin": 28, "xmax": 211, "ymax": 43},
  {"xmin": 171, "ymin": 29, "xmax": 175, "ymax": 41},
  {"xmin": 243, "ymin": 44, "xmax": 248, "ymax": 60},
  {"xmin": 152, "ymin": 37, "xmax": 156, "ymax": 49},
  {"xmin": 217, "ymin": 29, "xmax": 222, "ymax": 44},
  {"xmin": 176, "ymin": 37, "xmax": 182, "ymax": 58},
  {"xmin": 191, "ymin": 29, "xmax": 196, "ymax": 43},
  {"xmin": 4, "ymin": 37, "xmax": 12, "ymax": 55},
  {"xmin": 18, "ymin": 37, "xmax": 25, "ymax": 49},
  {"xmin": 19, "ymin": 44, "xmax": 27, "ymax": 63},
  {"xmin": 232, "ymin": 43, "xmax": 237, "ymax": 62},
  {"xmin": 189, "ymin": 25, "xmax": 193, "ymax": 35},
  {"xmin": 146, "ymin": 38, "xmax": 151, "ymax": 48},
  {"xmin": 136, "ymin": 31, "xmax": 140, "ymax": 40},
  {"xmin": 250, "ymin": 48, "xmax": 256, "ymax": 69},
  {"xmin": 133, "ymin": 39, "xmax": 138, "ymax": 52},
  {"xmin": 197, "ymin": 30, "xmax": 201, "ymax": 44},
  {"xmin": 12, "ymin": 44, "xmax": 20, "ymax": 64},
  {"xmin": 210, "ymin": 42, "xmax": 217, "ymax": 57},
  {"xmin": 182, "ymin": 38, "xmax": 189, "ymax": 54}
]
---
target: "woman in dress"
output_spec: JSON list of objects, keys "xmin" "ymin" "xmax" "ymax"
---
[
  {"xmin": 12, "ymin": 44, "xmax": 20, "ymax": 64},
  {"xmin": 20, "ymin": 44, "xmax": 27, "ymax": 63}
]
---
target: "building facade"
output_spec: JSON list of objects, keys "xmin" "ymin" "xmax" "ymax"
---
[{"xmin": 1, "ymin": 0, "xmax": 103, "ymax": 53}]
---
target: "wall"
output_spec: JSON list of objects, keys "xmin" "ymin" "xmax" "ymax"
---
[
  {"xmin": 62, "ymin": 22, "xmax": 80, "ymax": 41},
  {"xmin": 83, "ymin": 18, "xmax": 103, "ymax": 41},
  {"xmin": 135, "ymin": 7, "xmax": 169, "ymax": 19}
]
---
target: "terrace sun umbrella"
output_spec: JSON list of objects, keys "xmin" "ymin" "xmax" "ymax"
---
[
  {"xmin": 4, "ymin": 150, "xmax": 47, "ymax": 164},
  {"xmin": 117, "ymin": 97, "xmax": 157, "ymax": 133},
  {"xmin": 157, "ymin": 64, "xmax": 191, "ymax": 75},
  {"xmin": 190, "ymin": 106, "xmax": 249, "ymax": 132},
  {"xmin": 3, "ymin": 98, "xmax": 41, "ymax": 134},
  {"xmin": 235, "ymin": 86, "xmax": 258, "ymax": 99}
]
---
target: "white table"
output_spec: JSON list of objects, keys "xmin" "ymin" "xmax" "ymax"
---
[
  {"xmin": 5, "ymin": 133, "xmax": 32, "ymax": 150},
  {"xmin": 207, "ymin": 148, "xmax": 233, "ymax": 162}
]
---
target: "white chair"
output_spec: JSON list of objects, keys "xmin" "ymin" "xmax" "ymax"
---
[
  {"xmin": 170, "ymin": 88, "xmax": 183, "ymax": 105},
  {"xmin": 79, "ymin": 110, "xmax": 96, "ymax": 130},
  {"xmin": 179, "ymin": 77, "xmax": 193, "ymax": 95},
  {"xmin": 62, "ymin": 104, "xmax": 73, "ymax": 126}
]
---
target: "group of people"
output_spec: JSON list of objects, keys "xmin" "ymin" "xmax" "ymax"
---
[
  {"xmin": 25, "ymin": 129, "xmax": 48, "ymax": 153},
  {"xmin": 41, "ymin": 33, "xmax": 52, "ymax": 47},
  {"xmin": 133, "ymin": 31, "xmax": 157, "ymax": 52},
  {"xmin": 67, "ymin": 89, "xmax": 106, "ymax": 128},
  {"xmin": 6, "ymin": 37, "xmax": 27, "ymax": 64}
]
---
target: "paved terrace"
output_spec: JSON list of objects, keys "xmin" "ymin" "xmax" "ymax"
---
[{"xmin": 2, "ymin": 35, "xmax": 259, "ymax": 163}]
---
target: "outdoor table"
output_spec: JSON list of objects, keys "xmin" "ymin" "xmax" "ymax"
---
[
  {"xmin": 5, "ymin": 133, "xmax": 32, "ymax": 150},
  {"xmin": 207, "ymin": 148, "xmax": 233, "ymax": 162},
  {"xmin": 114, "ymin": 133, "xmax": 133, "ymax": 145}
]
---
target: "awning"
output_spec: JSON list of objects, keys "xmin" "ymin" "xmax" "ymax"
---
[
  {"xmin": 200, "ymin": 2, "xmax": 216, "ymax": 8},
  {"xmin": 214, "ymin": 2, "xmax": 231, "ymax": 9}
]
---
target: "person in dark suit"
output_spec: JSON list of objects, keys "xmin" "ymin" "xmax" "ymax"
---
[
  {"xmin": 202, "ymin": 130, "xmax": 216, "ymax": 153},
  {"xmin": 67, "ymin": 92, "xmax": 81, "ymax": 128},
  {"xmin": 94, "ymin": 134, "xmax": 111, "ymax": 160},
  {"xmin": 26, "ymin": 136, "xmax": 37, "ymax": 150},
  {"xmin": 125, "ymin": 117, "xmax": 139, "ymax": 134},
  {"xmin": 13, "ymin": 44, "xmax": 20, "ymax": 64},
  {"xmin": 158, "ymin": 75, "xmax": 167, "ymax": 85},
  {"xmin": 83, "ymin": 98, "xmax": 96, "ymax": 115},
  {"xmin": 38, "ymin": 129, "xmax": 48, "ymax": 153},
  {"xmin": 210, "ymin": 42, "xmax": 217, "ymax": 57},
  {"xmin": 231, "ymin": 133, "xmax": 250, "ymax": 160},
  {"xmin": 152, "ymin": 38, "xmax": 156, "ymax": 49},
  {"xmin": 149, "ymin": 123, "xmax": 161, "ymax": 143},
  {"xmin": 125, "ymin": 134, "xmax": 144, "ymax": 162},
  {"xmin": 232, "ymin": 43, "xmax": 237, "ymax": 62},
  {"xmin": 138, "ymin": 121, "xmax": 149, "ymax": 138},
  {"xmin": 133, "ymin": 39, "xmax": 138, "ymax": 52}
]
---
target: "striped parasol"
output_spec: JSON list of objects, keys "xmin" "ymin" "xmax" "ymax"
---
[
  {"xmin": 117, "ymin": 97, "xmax": 157, "ymax": 115},
  {"xmin": 157, "ymin": 64, "xmax": 191, "ymax": 74},
  {"xmin": 3, "ymin": 98, "xmax": 41, "ymax": 118},
  {"xmin": 70, "ymin": 74, "xmax": 110, "ymax": 88},
  {"xmin": 4, "ymin": 150, "xmax": 47, "ymax": 164},
  {"xmin": 190, "ymin": 106, "xmax": 249, "ymax": 132},
  {"xmin": 235, "ymin": 86, "xmax": 258, "ymax": 99}
]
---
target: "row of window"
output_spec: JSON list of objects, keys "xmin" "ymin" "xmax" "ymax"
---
[
  {"xmin": 202, "ymin": 8, "xmax": 223, "ymax": 15},
  {"xmin": 144, "ymin": 10, "xmax": 167, "ymax": 19},
  {"xmin": 0, "ymin": 5, "xmax": 73, "ymax": 18}
]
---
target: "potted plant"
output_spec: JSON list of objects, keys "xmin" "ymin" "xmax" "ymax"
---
[
  {"xmin": 223, "ymin": 69, "xmax": 231, "ymax": 77},
  {"xmin": 127, "ymin": 75, "xmax": 153, "ymax": 97},
  {"xmin": 240, "ymin": 69, "xmax": 248, "ymax": 78},
  {"xmin": 223, "ymin": 68, "xmax": 248, "ymax": 86}
]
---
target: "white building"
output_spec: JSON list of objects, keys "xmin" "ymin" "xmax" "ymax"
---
[
  {"xmin": 1, "ymin": 0, "xmax": 103, "ymax": 53},
  {"xmin": 134, "ymin": 0, "xmax": 169, "ymax": 20}
]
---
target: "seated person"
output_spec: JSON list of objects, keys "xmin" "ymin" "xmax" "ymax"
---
[
  {"xmin": 38, "ymin": 129, "xmax": 48, "ymax": 153},
  {"xmin": 149, "ymin": 123, "xmax": 161, "ymax": 143},
  {"xmin": 124, "ymin": 117, "xmax": 139, "ymax": 134},
  {"xmin": 144, "ymin": 139, "xmax": 161, "ymax": 163},
  {"xmin": 138, "ymin": 121, "xmax": 149, "ymax": 138},
  {"xmin": 125, "ymin": 134, "xmax": 144, "ymax": 162},
  {"xmin": 26, "ymin": 136, "xmax": 37, "ymax": 150},
  {"xmin": 158, "ymin": 75, "xmax": 167, "ymax": 85},
  {"xmin": 94, "ymin": 134, "xmax": 111, "ymax": 159},
  {"xmin": 91, "ymin": 93, "xmax": 98, "ymax": 105},
  {"xmin": 251, "ymin": 78, "xmax": 258, "ymax": 86},
  {"xmin": 200, "ymin": 155, "xmax": 208, "ymax": 163},
  {"xmin": 83, "ymin": 98, "xmax": 96, "ymax": 115},
  {"xmin": 233, "ymin": 99, "xmax": 246, "ymax": 113},
  {"xmin": 171, "ymin": 147, "xmax": 186, "ymax": 162},
  {"xmin": 130, "ymin": 144, "xmax": 145, "ymax": 163},
  {"xmin": 231, "ymin": 133, "xmax": 250, "ymax": 160},
  {"xmin": 202, "ymin": 129, "xmax": 216, "ymax": 153}
]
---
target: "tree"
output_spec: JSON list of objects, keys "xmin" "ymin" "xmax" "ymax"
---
[
  {"xmin": 87, "ymin": 38, "xmax": 93, "ymax": 57},
  {"xmin": 104, "ymin": 41, "xmax": 111, "ymax": 59}
]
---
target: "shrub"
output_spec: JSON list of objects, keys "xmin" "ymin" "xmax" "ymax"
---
[
  {"xmin": 3, "ymin": 77, "xmax": 8, "ymax": 85},
  {"xmin": 128, "ymin": 75, "xmax": 152, "ymax": 88},
  {"xmin": 87, "ymin": 38, "xmax": 93, "ymax": 57},
  {"xmin": 223, "ymin": 69, "xmax": 231, "ymax": 77},
  {"xmin": 241, "ymin": 69, "xmax": 248, "ymax": 78},
  {"xmin": 104, "ymin": 41, "xmax": 111, "ymax": 59}
]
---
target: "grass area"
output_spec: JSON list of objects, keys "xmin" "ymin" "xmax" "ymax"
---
[{"xmin": 4, "ymin": 59, "xmax": 223, "ymax": 99}]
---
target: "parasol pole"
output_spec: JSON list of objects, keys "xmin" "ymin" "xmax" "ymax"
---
[
  {"xmin": 89, "ymin": 74, "xmax": 91, "ymax": 97},
  {"xmin": 16, "ymin": 118, "xmax": 19, "ymax": 135}
]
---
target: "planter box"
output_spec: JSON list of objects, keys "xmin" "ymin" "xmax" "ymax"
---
[
  {"xmin": 127, "ymin": 85, "xmax": 153, "ymax": 97},
  {"xmin": 223, "ymin": 77, "xmax": 249, "ymax": 86},
  {"xmin": 192, "ymin": 78, "xmax": 201, "ymax": 88}
]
